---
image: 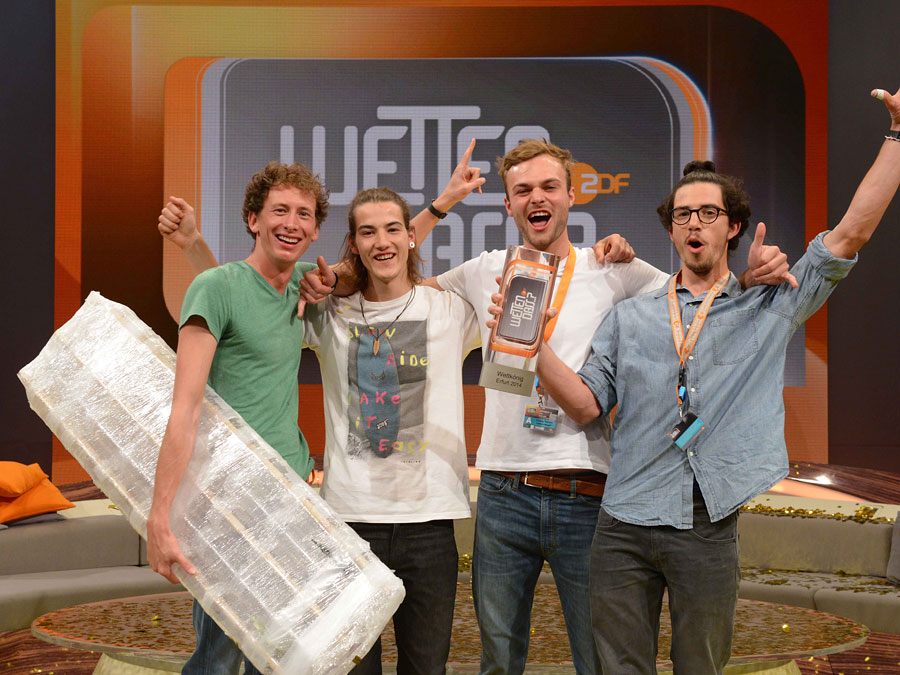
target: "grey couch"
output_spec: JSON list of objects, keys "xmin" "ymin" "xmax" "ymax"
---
[
  {"xmin": 738, "ymin": 510, "xmax": 900, "ymax": 633},
  {"xmin": 0, "ymin": 507, "xmax": 182, "ymax": 631}
]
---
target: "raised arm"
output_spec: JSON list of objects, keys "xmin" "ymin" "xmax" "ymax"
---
[
  {"xmin": 158, "ymin": 197, "xmax": 346, "ymax": 311},
  {"xmin": 824, "ymin": 86, "xmax": 900, "ymax": 259},
  {"xmin": 146, "ymin": 318, "xmax": 216, "ymax": 584},
  {"xmin": 410, "ymin": 138, "xmax": 485, "ymax": 245},
  {"xmin": 158, "ymin": 197, "xmax": 219, "ymax": 275}
]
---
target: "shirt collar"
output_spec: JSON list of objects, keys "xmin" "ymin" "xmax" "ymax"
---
[{"xmin": 653, "ymin": 272, "xmax": 742, "ymax": 300}]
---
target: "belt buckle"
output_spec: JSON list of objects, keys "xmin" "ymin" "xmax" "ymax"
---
[{"xmin": 522, "ymin": 471, "xmax": 537, "ymax": 488}]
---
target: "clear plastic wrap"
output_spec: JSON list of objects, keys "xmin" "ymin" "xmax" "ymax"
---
[{"xmin": 17, "ymin": 291, "xmax": 405, "ymax": 674}]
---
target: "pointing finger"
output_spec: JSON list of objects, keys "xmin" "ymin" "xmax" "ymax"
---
[{"xmin": 460, "ymin": 138, "xmax": 476, "ymax": 166}]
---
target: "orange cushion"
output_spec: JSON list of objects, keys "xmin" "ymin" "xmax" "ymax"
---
[
  {"xmin": 0, "ymin": 478, "xmax": 75, "ymax": 524},
  {"xmin": 0, "ymin": 461, "xmax": 48, "ymax": 498}
]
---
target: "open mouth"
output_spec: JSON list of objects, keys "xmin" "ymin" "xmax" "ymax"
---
[
  {"xmin": 275, "ymin": 234, "xmax": 299, "ymax": 245},
  {"xmin": 686, "ymin": 238, "xmax": 704, "ymax": 251},
  {"xmin": 528, "ymin": 210, "xmax": 551, "ymax": 229},
  {"xmin": 373, "ymin": 252, "xmax": 396, "ymax": 262}
]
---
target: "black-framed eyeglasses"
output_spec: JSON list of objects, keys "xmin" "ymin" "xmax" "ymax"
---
[{"xmin": 670, "ymin": 205, "xmax": 728, "ymax": 226}]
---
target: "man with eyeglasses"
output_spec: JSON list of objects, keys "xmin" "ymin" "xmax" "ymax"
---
[
  {"xmin": 408, "ymin": 140, "xmax": 792, "ymax": 675},
  {"xmin": 510, "ymin": 87, "xmax": 900, "ymax": 673}
]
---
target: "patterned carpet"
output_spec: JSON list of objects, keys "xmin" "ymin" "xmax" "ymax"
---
[{"xmin": 3, "ymin": 583, "xmax": 900, "ymax": 674}]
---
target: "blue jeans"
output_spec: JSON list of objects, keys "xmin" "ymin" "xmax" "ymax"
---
[
  {"xmin": 182, "ymin": 600, "xmax": 262, "ymax": 675},
  {"xmin": 590, "ymin": 493, "xmax": 740, "ymax": 674},
  {"xmin": 348, "ymin": 520, "xmax": 459, "ymax": 675},
  {"xmin": 473, "ymin": 471, "xmax": 603, "ymax": 675}
]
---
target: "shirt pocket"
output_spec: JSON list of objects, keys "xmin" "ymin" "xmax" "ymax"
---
[{"xmin": 710, "ymin": 310, "xmax": 760, "ymax": 366}]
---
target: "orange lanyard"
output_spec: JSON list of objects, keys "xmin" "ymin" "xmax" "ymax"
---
[
  {"xmin": 535, "ymin": 244, "xmax": 575, "ymax": 405},
  {"xmin": 667, "ymin": 272, "xmax": 730, "ymax": 412},
  {"xmin": 542, "ymin": 244, "xmax": 576, "ymax": 342},
  {"xmin": 667, "ymin": 271, "xmax": 730, "ymax": 365}
]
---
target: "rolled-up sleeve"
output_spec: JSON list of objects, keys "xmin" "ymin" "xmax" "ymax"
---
[
  {"xmin": 577, "ymin": 305, "xmax": 620, "ymax": 415},
  {"xmin": 766, "ymin": 232, "xmax": 858, "ymax": 328}
]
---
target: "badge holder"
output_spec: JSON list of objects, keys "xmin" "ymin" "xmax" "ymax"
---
[
  {"xmin": 479, "ymin": 246, "xmax": 560, "ymax": 396},
  {"xmin": 668, "ymin": 411, "xmax": 705, "ymax": 450}
]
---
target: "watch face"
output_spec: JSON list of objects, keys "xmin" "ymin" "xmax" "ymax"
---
[{"xmin": 497, "ymin": 274, "xmax": 547, "ymax": 344}]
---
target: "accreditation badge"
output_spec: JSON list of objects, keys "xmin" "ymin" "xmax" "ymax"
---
[
  {"xmin": 667, "ymin": 411, "xmax": 705, "ymax": 450},
  {"xmin": 523, "ymin": 405, "xmax": 559, "ymax": 434}
]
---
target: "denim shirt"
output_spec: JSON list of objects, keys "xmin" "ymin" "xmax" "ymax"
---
[{"xmin": 578, "ymin": 233, "xmax": 856, "ymax": 527}]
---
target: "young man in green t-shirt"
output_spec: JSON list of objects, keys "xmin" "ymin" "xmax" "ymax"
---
[{"xmin": 147, "ymin": 162, "xmax": 329, "ymax": 675}]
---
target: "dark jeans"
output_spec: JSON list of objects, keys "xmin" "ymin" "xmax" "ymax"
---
[
  {"xmin": 590, "ymin": 493, "xmax": 740, "ymax": 674},
  {"xmin": 182, "ymin": 600, "xmax": 262, "ymax": 675},
  {"xmin": 349, "ymin": 520, "xmax": 459, "ymax": 675},
  {"xmin": 473, "ymin": 471, "xmax": 603, "ymax": 675}
]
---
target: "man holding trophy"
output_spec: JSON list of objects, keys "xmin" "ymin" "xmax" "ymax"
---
[
  {"xmin": 417, "ymin": 139, "xmax": 791, "ymax": 674},
  {"xmin": 508, "ymin": 87, "xmax": 900, "ymax": 673}
]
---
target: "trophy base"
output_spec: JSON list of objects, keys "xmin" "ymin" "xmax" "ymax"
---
[{"xmin": 479, "ymin": 361, "xmax": 536, "ymax": 396}]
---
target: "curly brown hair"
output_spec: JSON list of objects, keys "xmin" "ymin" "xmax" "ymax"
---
[
  {"xmin": 241, "ymin": 162, "xmax": 329, "ymax": 237},
  {"xmin": 656, "ymin": 160, "xmax": 751, "ymax": 252},
  {"xmin": 339, "ymin": 188, "xmax": 424, "ymax": 294},
  {"xmin": 495, "ymin": 139, "xmax": 574, "ymax": 197}
]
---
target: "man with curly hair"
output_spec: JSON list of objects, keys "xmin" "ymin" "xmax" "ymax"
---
[{"xmin": 147, "ymin": 162, "xmax": 328, "ymax": 675}]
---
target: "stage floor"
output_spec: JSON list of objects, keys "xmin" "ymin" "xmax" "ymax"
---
[
  {"xmin": 2, "ymin": 463, "xmax": 897, "ymax": 674},
  {"xmin": 3, "ymin": 585, "xmax": 898, "ymax": 675}
]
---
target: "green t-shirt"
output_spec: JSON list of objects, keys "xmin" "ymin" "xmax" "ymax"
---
[{"xmin": 180, "ymin": 260, "xmax": 316, "ymax": 477}]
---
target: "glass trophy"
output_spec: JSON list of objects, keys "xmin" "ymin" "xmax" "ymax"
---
[{"xmin": 479, "ymin": 246, "xmax": 560, "ymax": 395}]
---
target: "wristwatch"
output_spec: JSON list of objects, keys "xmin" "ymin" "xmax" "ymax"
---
[{"xmin": 427, "ymin": 200, "xmax": 448, "ymax": 219}]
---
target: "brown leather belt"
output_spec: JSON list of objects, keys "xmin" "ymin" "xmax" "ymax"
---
[{"xmin": 491, "ymin": 470, "xmax": 606, "ymax": 499}]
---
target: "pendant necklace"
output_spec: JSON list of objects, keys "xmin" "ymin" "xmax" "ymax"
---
[{"xmin": 359, "ymin": 285, "xmax": 416, "ymax": 356}]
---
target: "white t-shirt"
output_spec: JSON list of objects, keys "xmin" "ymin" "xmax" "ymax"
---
[
  {"xmin": 304, "ymin": 286, "xmax": 481, "ymax": 523},
  {"xmin": 438, "ymin": 248, "xmax": 667, "ymax": 472}
]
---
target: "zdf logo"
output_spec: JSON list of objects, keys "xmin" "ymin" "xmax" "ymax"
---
[{"xmin": 571, "ymin": 163, "xmax": 631, "ymax": 204}]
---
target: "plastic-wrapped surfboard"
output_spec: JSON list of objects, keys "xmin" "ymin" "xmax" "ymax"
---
[{"xmin": 17, "ymin": 291, "xmax": 405, "ymax": 675}]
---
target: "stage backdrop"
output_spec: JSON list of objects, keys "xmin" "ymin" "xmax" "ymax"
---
[{"xmin": 50, "ymin": 0, "xmax": 828, "ymax": 483}]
